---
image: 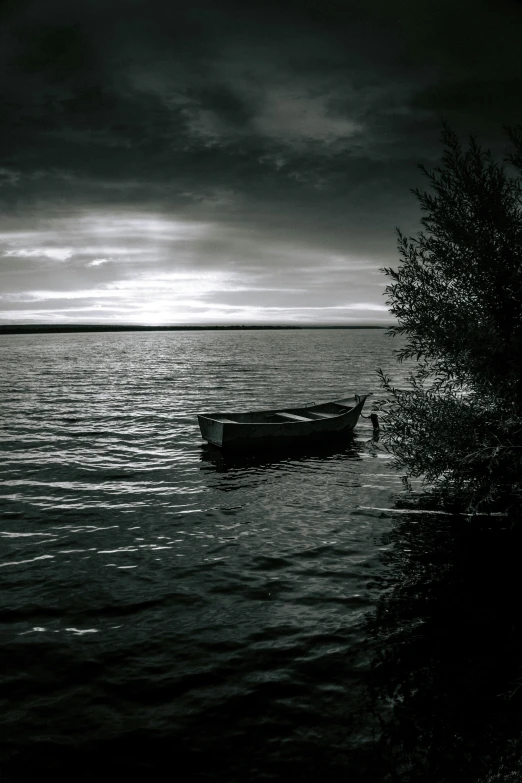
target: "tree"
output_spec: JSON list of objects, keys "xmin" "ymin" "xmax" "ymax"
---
[{"xmin": 378, "ymin": 125, "xmax": 522, "ymax": 514}]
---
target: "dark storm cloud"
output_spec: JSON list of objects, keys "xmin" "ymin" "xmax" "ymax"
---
[{"xmin": 1, "ymin": 0, "xmax": 521, "ymax": 322}]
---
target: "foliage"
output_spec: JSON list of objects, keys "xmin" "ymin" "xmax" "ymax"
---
[
  {"xmin": 365, "ymin": 510, "xmax": 522, "ymax": 783},
  {"xmin": 378, "ymin": 125, "xmax": 522, "ymax": 514}
]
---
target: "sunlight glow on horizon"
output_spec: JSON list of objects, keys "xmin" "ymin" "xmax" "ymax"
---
[{"xmin": 0, "ymin": 210, "xmax": 392, "ymax": 325}]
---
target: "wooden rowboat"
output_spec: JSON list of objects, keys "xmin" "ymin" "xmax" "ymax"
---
[{"xmin": 197, "ymin": 394, "xmax": 369, "ymax": 449}]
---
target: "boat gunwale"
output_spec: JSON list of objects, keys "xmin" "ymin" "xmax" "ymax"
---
[{"xmin": 198, "ymin": 394, "xmax": 368, "ymax": 426}]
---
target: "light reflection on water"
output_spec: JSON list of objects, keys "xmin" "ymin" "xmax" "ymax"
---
[{"xmin": 0, "ymin": 329, "xmax": 417, "ymax": 781}]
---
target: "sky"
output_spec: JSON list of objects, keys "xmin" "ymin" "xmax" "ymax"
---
[{"xmin": 1, "ymin": 0, "xmax": 521, "ymax": 325}]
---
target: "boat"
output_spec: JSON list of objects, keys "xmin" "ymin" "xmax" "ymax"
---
[{"xmin": 197, "ymin": 394, "xmax": 370, "ymax": 449}]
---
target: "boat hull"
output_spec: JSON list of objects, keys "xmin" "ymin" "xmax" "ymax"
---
[{"xmin": 198, "ymin": 395, "xmax": 368, "ymax": 450}]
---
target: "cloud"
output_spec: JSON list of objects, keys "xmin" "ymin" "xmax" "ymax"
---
[
  {"xmin": 252, "ymin": 89, "xmax": 362, "ymax": 143},
  {"xmin": 1, "ymin": 0, "xmax": 521, "ymax": 323},
  {"xmin": 0, "ymin": 209, "xmax": 390, "ymax": 323},
  {"xmin": 5, "ymin": 247, "xmax": 74, "ymax": 261}
]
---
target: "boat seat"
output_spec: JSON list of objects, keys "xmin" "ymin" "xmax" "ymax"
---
[
  {"xmin": 274, "ymin": 411, "xmax": 311, "ymax": 422},
  {"xmin": 306, "ymin": 411, "xmax": 333, "ymax": 419}
]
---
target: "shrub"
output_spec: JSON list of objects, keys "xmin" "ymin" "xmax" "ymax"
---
[{"xmin": 378, "ymin": 125, "xmax": 522, "ymax": 514}]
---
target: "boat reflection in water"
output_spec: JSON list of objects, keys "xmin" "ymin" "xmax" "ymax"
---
[{"xmin": 199, "ymin": 435, "xmax": 364, "ymax": 473}]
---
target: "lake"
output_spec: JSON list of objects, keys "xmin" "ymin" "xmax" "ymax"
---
[{"xmin": 1, "ymin": 329, "xmax": 519, "ymax": 782}]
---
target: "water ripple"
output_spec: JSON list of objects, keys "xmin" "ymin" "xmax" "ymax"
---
[{"xmin": 0, "ymin": 329, "xmax": 414, "ymax": 781}]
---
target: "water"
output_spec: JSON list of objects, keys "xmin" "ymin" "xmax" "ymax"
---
[{"xmin": 1, "ymin": 329, "xmax": 520, "ymax": 782}]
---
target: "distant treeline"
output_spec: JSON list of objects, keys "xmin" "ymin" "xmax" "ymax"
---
[{"xmin": 0, "ymin": 324, "xmax": 387, "ymax": 334}]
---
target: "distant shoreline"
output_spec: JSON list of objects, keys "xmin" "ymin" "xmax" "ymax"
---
[{"xmin": 0, "ymin": 324, "xmax": 389, "ymax": 335}]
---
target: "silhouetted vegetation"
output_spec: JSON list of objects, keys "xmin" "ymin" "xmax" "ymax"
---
[
  {"xmin": 378, "ymin": 125, "xmax": 522, "ymax": 514},
  {"xmin": 364, "ymin": 511, "xmax": 522, "ymax": 783}
]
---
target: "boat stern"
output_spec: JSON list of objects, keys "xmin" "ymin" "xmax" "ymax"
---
[{"xmin": 197, "ymin": 415, "xmax": 225, "ymax": 447}]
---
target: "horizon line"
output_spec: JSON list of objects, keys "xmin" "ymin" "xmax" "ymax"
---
[{"xmin": 0, "ymin": 323, "xmax": 391, "ymax": 334}]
